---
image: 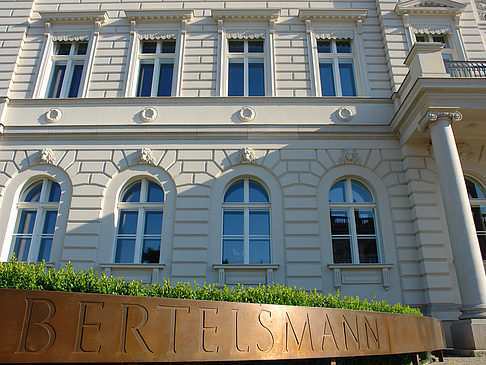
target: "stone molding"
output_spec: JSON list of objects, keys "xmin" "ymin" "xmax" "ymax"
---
[
  {"xmin": 412, "ymin": 24, "xmax": 453, "ymax": 34},
  {"xmin": 39, "ymin": 11, "xmax": 109, "ymax": 23},
  {"xmin": 140, "ymin": 107, "xmax": 158, "ymax": 122},
  {"xmin": 125, "ymin": 10, "xmax": 194, "ymax": 22},
  {"xmin": 315, "ymin": 30, "xmax": 354, "ymax": 39},
  {"xmin": 394, "ymin": 0, "xmax": 466, "ymax": 16},
  {"xmin": 212, "ymin": 9, "xmax": 280, "ymax": 21},
  {"xmin": 137, "ymin": 32, "xmax": 177, "ymax": 40},
  {"xmin": 51, "ymin": 33, "xmax": 90, "ymax": 42},
  {"xmin": 45, "ymin": 108, "xmax": 62, "ymax": 123},
  {"xmin": 226, "ymin": 30, "xmax": 265, "ymax": 39},
  {"xmin": 476, "ymin": 0, "xmax": 486, "ymax": 20},
  {"xmin": 299, "ymin": 9, "xmax": 368, "ymax": 22},
  {"xmin": 237, "ymin": 106, "xmax": 256, "ymax": 122}
]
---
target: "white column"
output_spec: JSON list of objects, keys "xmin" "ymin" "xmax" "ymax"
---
[{"xmin": 424, "ymin": 110, "xmax": 486, "ymax": 319}]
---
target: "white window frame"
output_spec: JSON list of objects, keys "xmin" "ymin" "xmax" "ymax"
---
[
  {"xmin": 221, "ymin": 178, "xmax": 271, "ymax": 265},
  {"xmin": 33, "ymin": 11, "xmax": 107, "ymax": 99},
  {"xmin": 114, "ymin": 178, "xmax": 165, "ymax": 264},
  {"xmin": 11, "ymin": 178, "xmax": 60, "ymax": 262},
  {"xmin": 465, "ymin": 176, "xmax": 486, "ymax": 262},
  {"xmin": 411, "ymin": 26, "xmax": 460, "ymax": 60},
  {"xmin": 329, "ymin": 178, "xmax": 381, "ymax": 264}
]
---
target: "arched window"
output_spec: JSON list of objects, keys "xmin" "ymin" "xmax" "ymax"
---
[
  {"xmin": 465, "ymin": 177, "xmax": 486, "ymax": 259},
  {"xmin": 115, "ymin": 178, "xmax": 164, "ymax": 263},
  {"xmin": 329, "ymin": 178, "xmax": 379, "ymax": 263},
  {"xmin": 222, "ymin": 178, "xmax": 270, "ymax": 264},
  {"xmin": 12, "ymin": 179, "xmax": 61, "ymax": 261}
]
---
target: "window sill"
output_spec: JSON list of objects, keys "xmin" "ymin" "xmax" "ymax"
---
[
  {"xmin": 213, "ymin": 264, "xmax": 279, "ymax": 287},
  {"xmin": 99, "ymin": 263, "xmax": 165, "ymax": 284},
  {"xmin": 328, "ymin": 263, "xmax": 393, "ymax": 290}
]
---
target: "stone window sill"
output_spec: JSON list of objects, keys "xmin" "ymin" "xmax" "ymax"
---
[
  {"xmin": 99, "ymin": 263, "xmax": 165, "ymax": 284},
  {"xmin": 213, "ymin": 264, "xmax": 279, "ymax": 287},
  {"xmin": 328, "ymin": 263, "xmax": 394, "ymax": 290}
]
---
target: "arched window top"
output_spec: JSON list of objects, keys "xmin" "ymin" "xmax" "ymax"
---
[
  {"xmin": 224, "ymin": 179, "xmax": 269, "ymax": 203},
  {"xmin": 22, "ymin": 180, "xmax": 61, "ymax": 203},
  {"xmin": 465, "ymin": 177, "xmax": 486, "ymax": 200},
  {"xmin": 121, "ymin": 179, "xmax": 164, "ymax": 203},
  {"xmin": 329, "ymin": 178, "xmax": 373, "ymax": 203}
]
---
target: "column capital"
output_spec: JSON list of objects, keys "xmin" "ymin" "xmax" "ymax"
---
[{"xmin": 418, "ymin": 109, "xmax": 463, "ymax": 132}]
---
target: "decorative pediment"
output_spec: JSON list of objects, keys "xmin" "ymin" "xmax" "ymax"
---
[
  {"xmin": 315, "ymin": 30, "xmax": 354, "ymax": 39},
  {"xmin": 39, "ymin": 11, "xmax": 109, "ymax": 24},
  {"xmin": 226, "ymin": 30, "xmax": 266, "ymax": 39},
  {"xmin": 212, "ymin": 9, "xmax": 280, "ymax": 22},
  {"xmin": 125, "ymin": 10, "xmax": 193, "ymax": 22},
  {"xmin": 395, "ymin": 0, "xmax": 466, "ymax": 16},
  {"xmin": 299, "ymin": 9, "xmax": 368, "ymax": 22},
  {"xmin": 137, "ymin": 31, "xmax": 177, "ymax": 40}
]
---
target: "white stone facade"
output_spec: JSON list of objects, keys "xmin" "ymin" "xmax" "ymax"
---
[{"xmin": 1, "ymin": 0, "xmax": 486, "ymax": 350}]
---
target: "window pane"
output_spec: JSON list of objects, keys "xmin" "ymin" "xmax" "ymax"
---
[
  {"xmin": 466, "ymin": 179, "xmax": 485, "ymax": 199},
  {"xmin": 157, "ymin": 62, "xmax": 174, "ymax": 97},
  {"xmin": 228, "ymin": 40, "xmax": 244, "ymax": 53},
  {"xmin": 249, "ymin": 210, "xmax": 270, "ymax": 235},
  {"xmin": 249, "ymin": 180, "xmax": 269, "ymax": 202},
  {"xmin": 432, "ymin": 36, "xmax": 449, "ymax": 48},
  {"xmin": 76, "ymin": 42, "xmax": 88, "ymax": 55},
  {"xmin": 38, "ymin": 238, "xmax": 52, "ymax": 262},
  {"xmin": 137, "ymin": 63, "xmax": 154, "ymax": 97},
  {"xmin": 24, "ymin": 182, "xmax": 42, "ymax": 202},
  {"xmin": 224, "ymin": 181, "xmax": 244, "ymax": 202},
  {"xmin": 355, "ymin": 209, "xmax": 376, "ymax": 235},
  {"xmin": 330, "ymin": 210, "xmax": 349, "ymax": 235},
  {"xmin": 249, "ymin": 239, "xmax": 270, "ymax": 264},
  {"xmin": 358, "ymin": 238, "xmax": 378, "ymax": 263},
  {"xmin": 14, "ymin": 238, "xmax": 31, "ymax": 261},
  {"xmin": 249, "ymin": 60, "xmax": 264, "ymax": 96},
  {"xmin": 332, "ymin": 238, "xmax": 352, "ymax": 263},
  {"xmin": 415, "ymin": 35, "xmax": 427, "ymax": 42},
  {"xmin": 319, "ymin": 62, "xmax": 335, "ymax": 96},
  {"xmin": 248, "ymin": 40, "xmax": 264, "ymax": 53},
  {"xmin": 48, "ymin": 181, "xmax": 61, "ymax": 202},
  {"xmin": 117, "ymin": 210, "xmax": 138, "ymax": 235},
  {"xmin": 48, "ymin": 64, "xmax": 66, "ymax": 98},
  {"xmin": 329, "ymin": 181, "xmax": 346, "ymax": 202},
  {"xmin": 42, "ymin": 210, "xmax": 58, "ymax": 234},
  {"xmin": 317, "ymin": 40, "xmax": 331, "ymax": 54},
  {"xmin": 336, "ymin": 40, "xmax": 351, "ymax": 54},
  {"xmin": 162, "ymin": 40, "xmax": 176, "ymax": 54},
  {"xmin": 471, "ymin": 206, "xmax": 486, "ymax": 233},
  {"xmin": 147, "ymin": 182, "xmax": 164, "ymax": 202},
  {"xmin": 68, "ymin": 64, "xmax": 84, "ymax": 98},
  {"xmin": 115, "ymin": 238, "xmax": 135, "ymax": 263},
  {"xmin": 144, "ymin": 211, "xmax": 163, "ymax": 235},
  {"xmin": 122, "ymin": 182, "xmax": 141, "ymax": 202},
  {"xmin": 16, "ymin": 210, "xmax": 37, "ymax": 234},
  {"xmin": 351, "ymin": 181, "xmax": 372, "ymax": 202},
  {"xmin": 141, "ymin": 41, "xmax": 157, "ymax": 54},
  {"xmin": 223, "ymin": 210, "xmax": 244, "ymax": 235},
  {"xmin": 228, "ymin": 60, "xmax": 244, "ymax": 96},
  {"xmin": 338, "ymin": 61, "xmax": 357, "ymax": 97},
  {"xmin": 142, "ymin": 239, "xmax": 160, "ymax": 263},
  {"xmin": 478, "ymin": 233, "xmax": 486, "ymax": 259},
  {"xmin": 222, "ymin": 239, "xmax": 244, "ymax": 264},
  {"xmin": 57, "ymin": 42, "xmax": 71, "ymax": 55}
]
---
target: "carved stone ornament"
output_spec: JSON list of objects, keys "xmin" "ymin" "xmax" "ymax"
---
[
  {"xmin": 45, "ymin": 108, "xmax": 62, "ymax": 123},
  {"xmin": 237, "ymin": 106, "xmax": 256, "ymax": 122},
  {"xmin": 457, "ymin": 142, "xmax": 474, "ymax": 160},
  {"xmin": 51, "ymin": 33, "xmax": 90, "ymax": 42},
  {"xmin": 335, "ymin": 107, "xmax": 354, "ymax": 122},
  {"xmin": 476, "ymin": 0, "xmax": 486, "ymax": 20},
  {"xmin": 39, "ymin": 148, "xmax": 55, "ymax": 165},
  {"xmin": 138, "ymin": 32, "xmax": 177, "ymax": 40},
  {"xmin": 226, "ymin": 30, "xmax": 266, "ymax": 39},
  {"xmin": 140, "ymin": 107, "xmax": 157, "ymax": 122},
  {"xmin": 138, "ymin": 148, "xmax": 156, "ymax": 165},
  {"xmin": 238, "ymin": 147, "xmax": 256, "ymax": 163},
  {"xmin": 412, "ymin": 24, "xmax": 452, "ymax": 34},
  {"xmin": 338, "ymin": 148, "xmax": 361, "ymax": 165},
  {"xmin": 426, "ymin": 110, "xmax": 463, "ymax": 122},
  {"xmin": 315, "ymin": 30, "xmax": 354, "ymax": 40}
]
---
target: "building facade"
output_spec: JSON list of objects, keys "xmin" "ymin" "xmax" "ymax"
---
[{"xmin": 1, "ymin": 0, "xmax": 486, "ymax": 352}]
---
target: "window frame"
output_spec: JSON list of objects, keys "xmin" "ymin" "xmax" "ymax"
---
[
  {"xmin": 413, "ymin": 32, "xmax": 458, "ymax": 60},
  {"xmin": 221, "ymin": 178, "xmax": 271, "ymax": 265},
  {"xmin": 114, "ymin": 178, "xmax": 165, "ymax": 264},
  {"xmin": 464, "ymin": 176, "xmax": 486, "ymax": 261},
  {"xmin": 329, "ymin": 177, "xmax": 381, "ymax": 264}
]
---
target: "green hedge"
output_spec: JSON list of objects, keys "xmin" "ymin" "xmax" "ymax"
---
[{"xmin": 0, "ymin": 259, "xmax": 421, "ymax": 316}]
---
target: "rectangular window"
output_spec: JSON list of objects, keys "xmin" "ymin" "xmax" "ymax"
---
[
  {"xmin": 317, "ymin": 39, "xmax": 357, "ymax": 97},
  {"xmin": 136, "ymin": 40, "xmax": 176, "ymax": 97},
  {"xmin": 47, "ymin": 41, "xmax": 88, "ymax": 98},
  {"xmin": 414, "ymin": 33, "xmax": 455, "ymax": 60},
  {"xmin": 228, "ymin": 39, "xmax": 265, "ymax": 96}
]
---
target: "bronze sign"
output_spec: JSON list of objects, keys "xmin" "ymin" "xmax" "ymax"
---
[{"xmin": 0, "ymin": 288, "xmax": 445, "ymax": 363}]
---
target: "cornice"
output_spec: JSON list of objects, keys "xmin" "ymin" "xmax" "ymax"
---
[
  {"xmin": 394, "ymin": 0, "xmax": 465, "ymax": 16},
  {"xmin": 39, "ymin": 11, "xmax": 109, "ymax": 24},
  {"xmin": 299, "ymin": 9, "xmax": 368, "ymax": 22},
  {"xmin": 125, "ymin": 10, "xmax": 194, "ymax": 22},
  {"xmin": 211, "ymin": 9, "xmax": 280, "ymax": 21}
]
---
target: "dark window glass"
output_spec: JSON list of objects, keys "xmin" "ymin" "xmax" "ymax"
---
[
  {"xmin": 330, "ymin": 210, "xmax": 349, "ymax": 235},
  {"xmin": 42, "ymin": 210, "xmax": 58, "ymax": 235},
  {"xmin": 157, "ymin": 62, "xmax": 174, "ymax": 96},
  {"xmin": 358, "ymin": 238, "xmax": 378, "ymax": 263},
  {"xmin": 57, "ymin": 42, "xmax": 71, "ymax": 55},
  {"xmin": 14, "ymin": 238, "xmax": 31, "ymax": 261},
  {"xmin": 317, "ymin": 40, "xmax": 331, "ymax": 54},
  {"xmin": 351, "ymin": 181, "xmax": 372, "ymax": 202},
  {"xmin": 319, "ymin": 62, "xmax": 335, "ymax": 96},
  {"xmin": 416, "ymin": 35, "xmax": 427, "ymax": 42},
  {"xmin": 144, "ymin": 211, "xmax": 163, "ymax": 235},
  {"xmin": 432, "ymin": 36, "xmax": 449, "ymax": 48},
  {"xmin": 122, "ymin": 182, "xmax": 141, "ymax": 202},
  {"xmin": 147, "ymin": 182, "xmax": 164, "ymax": 203},
  {"xmin": 248, "ymin": 40, "xmax": 264, "ymax": 53},
  {"xmin": 68, "ymin": 64, "xmax": 84, "ymax": 98},
  {"xmin": 228, "ymin": 60, "xmax": 244, "ymax": 96},
  {"xmin": 249, "ymin": 211, "xmax": 270, "ymax": 235},
  {"xmin": 24, "ymin": 182, "xmax": 42, "ymax": 202},
  {"xmin": 223, "ymin": 211, "xmax": 244, "ymax": 235},
  {"xmin": 38, "ymin": 238, "xmax": 53, "ymax": 262},
  {"xmin": 228, "ymin": 40, "xmax": 244, "ymax": 53},
  {"xmin": 161, "ymin": 40, "xmax": 176, "ymax": 54},
  {"xmin": 249, "ymin": 181, "xmax": 269, "ymax": 202},
  {"xmin": 48, "ymin": 181, "xmax": 61, "ymax": 202},
  {"xmin": 249, "ymin": 239, "xmax": 270, "ymax": 264},
  {"xmin": 16, "ymin": 210, "xmax": 37, "ymax": 234},
  {"xmin": 329, "ymin": 181, "xmax": 346, "ymax": 202},
  {"xmin": 355, "ymin": 209, "xmax": 375, "ymax": 235},
  {"xmin": 332, "ymin": 238, "xmax": 352, "ymax": 263},
  {"xmin": 339, "ymin": 61, "xmax": 357, "ymax": 96},
  {"xmin": 249, "ymin": 61, "xmax": 264, "ymax": 96},
  {"xmin": 137, "ymin": 63, "xmax": 154, "ymax": 97},
  {"xmin": 141, "ymin": 41, "xmax": 157, "ymax": 54},
  {"xmin": 142, "ymin": 238, "xmax": 160, "ymax": 263},
  {"xmin": 222, "ymin": 239, "xmax": 244, "ymax": 264},
  {"xmin": 48, "ymin": 64, "xmax": 66, "ymax": 98},
  {"xmin": 76, "ymin": 42, "xmax": 88, "ymax": 55},
  {"xmin": 117, "ymin": 210, "xmax": 139, "ymax": 235},
  {"xmin": 466, "ymin": 179, "xmax": 485, "ymax": 199},
  {"xmin": 115, "ymin": 239, "xmax": 135, "ymax": 263},
  {"xmin": 336, "ymin": 40, "xmax": 351, "ymax": 54},
  {"xmin": 224, "ymin": 181, "xmax": 244, "ymax": 202}
]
